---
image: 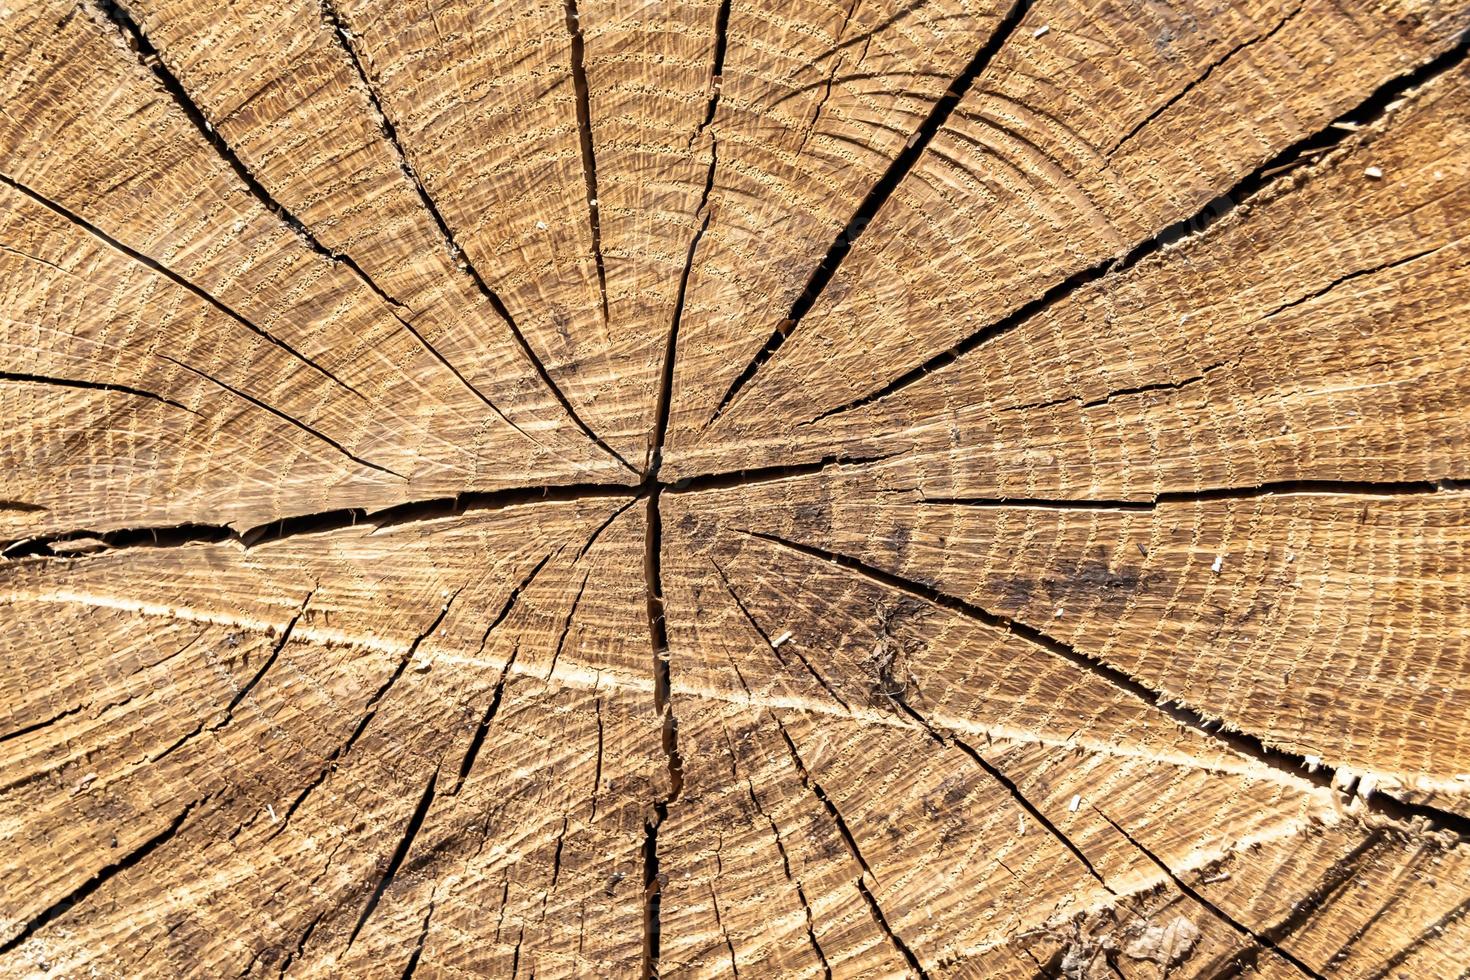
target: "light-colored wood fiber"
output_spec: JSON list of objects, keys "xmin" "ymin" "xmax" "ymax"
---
[{"xmin": 2, "ymin": 0, "xmax": 1468, "ymax": 976}]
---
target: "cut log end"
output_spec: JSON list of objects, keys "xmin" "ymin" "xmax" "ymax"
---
[{"xmin": 3, "ymin": 0, "xmax": 1470, "ymax": 977}]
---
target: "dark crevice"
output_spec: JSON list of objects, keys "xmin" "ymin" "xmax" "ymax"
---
[
  {"xmin": 640, "ymin": 812, "xmax": 665, "ymax": 979},
  {"xmin": 689, "ymin": 0, "xmax": 732, "ymax": 145},
  {"xmin": 1198, "ymin": 831, "xmax": 1384, "ymax": 978},
  {"xmin": 775, "ymin": 725, "xmax": 926, "ymax": 977},
  {"xmin": 649, "ymin": 140, "xmax": 718, "ymax": 475},
  {"xmin": 1254, "ymin": 241, "xmax": 1450, "ymax": 322},
  {"xmin": 666, "ymin": 451, "xmax": 897, "ymax": 494},
  {"xmin": 641, "ymin": 485, "xmax": 683, "ymax": 977},
  {"xmin": 451, "ymin": 551, "xmax": 559, "ymax": 794},
  {"xmin": 276, "ymin": 910, "xmax": 326, "ymax": 979},
  {"xmin": 339, "ymin": 592, "xmax": 460, "ymax": 760},
  {"xmin": 1091, "ymin": 805, "xmax": 1325, "ymax": 980},
  {"xmin": 546, "ymin": 570, "xmax": 591, "ymax": 680},
  {"xmin": 707, "ymin": 0, "xmax": 1031, "ymax": 425},
  {"xmin": 854, "ymin": 877, "xmax": 927, "ymax": 979},
  {"xmin": 563, "ymin": 0, "xmax": 610, "ymax": 328},
  {"xmin": 1107, "ymin": 3, "xmax": 1304, "ymax": 157},
  {"xmin": 0, "ymin": 703, "xmax": 85, "ymax": 745},
  {"xmin": 269, "ymin": 595, "xmax": 460, "ymax": 838},
  {"xmin": 774, "ymin": 726, "xmax": 874, "ymax": 881},
  {"xmin": 710, "ymin": 883, "xmax": 740, "ymax": 977},
  {"xmin": 712, "ymin": 558, "xmax": 852, "ymax": 712},
  {"xmin": 550, "ymin": 817, "xmax": 569, "ymax": 890},
  {"xmin": 0, "ymin": 370, "xmax": 196, "ymax": 414},
  {"xmin": 2, "ymin": 481, "xmax": 633, "ymax": 559},
  {"xmin": 400, "ymin": 901, "xmax": 436, "ymax": 980},
  {"xmin": 807, "ymin": 33, "xmax": 1470, "ymax": 426},
  {"xmin": 901, "ymin": 701, "xmax": 1115, "ymax": 895},
  {"xmin": 998, "ymin": 359, "xmax": 1230, "ymax": 416},
  {"xmin": 347, "ymin": 769, "xmax": 439, "ymax": 948},
  {"xmin": 590, "ymin": 696, "xmax": 605, "ymax": 823},
  {"xmin": 0, "ymin": 169, "xmax": 360, "ymax": 400},
  {"xmin": 153, "ymin": 591, "xmax": 313, "ymax": 763},
  {"xmin": 743, "ymin": 529, "xmax": 1470, "ymax": 839},
  {"xmin": 737, "ymin": 771, "xmax": 832, "ymax": 977},
  {"xmin": 159, "ymin": 355, "xmax": 406, "ymax": 480},
  {"xmin": 0, "ymin": 795, "xmax": 207, "ymax": 955},
  {"xmin": 912, "ymin": 477, "xmax": 1470, "ymax": 511},
  {"xmin": 320, "ymin": 0, "xmax": 634, "ymax": 473},
  {"xmin": 101, "ymin": 0, "xmax": 531, "ymax": 436}
]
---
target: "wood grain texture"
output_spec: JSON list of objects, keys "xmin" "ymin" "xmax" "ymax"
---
[{"xmin": 2, "ymin": 0, "xmax": 1468, "ymax": 977}]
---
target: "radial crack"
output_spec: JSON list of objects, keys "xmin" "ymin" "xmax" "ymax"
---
[
  {"xmin": 563, "ymin": 0, "xmax": 610, "ymax": 328},
  {"xmin": 707, "ymin": 0, "xmax": 1030, "ymax": 425},
  {"xmin": 319, "ymin": 0, "xmax": 635, "ymax": 473},
  {"xmin": 0, "ymin": 371, "xmax": 196, "ymax": 414},
  {"xmin": 450, "ymin": 551, "xmax": 559, "ymax": 794},
  {"xmin": 807, "ymin": 33, "xmax": 1470, "ymax": 425},
  {"xmin": 688, "ymin": 0, "xmax": 732, "ymax": 146},
  {"xmin": 153, "ymin": 590, "xmax": 314, "ymax": 763},
  {"xmin": 712, "ymin": 558, "xmax": 852, "ymax": 711},
  {"xmin": 158, "ymin": 356, "xmax": 406, "ymax": 480},
  {"xmin": 1107, "ymin": 3, "xmax": 1305, "ymax": 157},
  {"xmin": 912, "ymin": 477, "xmax": 1470, "ymax": 511},
  {"xmin": 99, "ymin": 0, "xmax": 532, "ymax": 435},
  {"xmin": 0, "ymin": 170, "xmax": 361, "ymax": 399},
  {"xmin": 1091, "ymin": 804, "xmax": 1326, "ymax": 980},
  {"xmin": 347, "ymin": 768, "xmax": 439, "ymax": 948},
  {"xmin": 775, "ymin": 723, "xmax": 927, "ymax": 977},
  {"xmin": 3, "ymin": 481, "xmax": 633, "ymax": 559},
  {"xmin": 0, "ymin": 795, "xmax": 209, "ymax": 955},
  {"xmin": 740, "ymin": 529, "xmax": 1470, "ymax": 839},
  {"xmin": 1197, "ymin": 830, "xmax": 1385, "ymax": 978}
]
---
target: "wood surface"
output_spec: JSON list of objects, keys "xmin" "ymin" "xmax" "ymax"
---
[{"xmin": 2, "ymin": 0, "xmax": 1469, "ymax": 976}]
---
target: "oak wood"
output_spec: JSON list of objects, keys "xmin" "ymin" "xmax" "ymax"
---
[{"xmin": 2, "ymin": 0, "xmax": 1468, "ymax": 976}]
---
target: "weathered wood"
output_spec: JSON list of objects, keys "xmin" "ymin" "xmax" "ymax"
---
[{"xmin": 2, "ymin": 0, "xmax": 1468, "ymax": 976}]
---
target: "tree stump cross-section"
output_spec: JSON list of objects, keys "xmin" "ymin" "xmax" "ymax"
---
[{"xmin": 2, "ymin": 0, "xmax": 1470, "ymax": 977}]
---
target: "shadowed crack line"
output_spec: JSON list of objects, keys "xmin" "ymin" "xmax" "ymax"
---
[
  {"xmin": 320, "ymin": 0, "xmax": 635, "ymax": 474},
  {"xmin": 1107, "ymin": 2, "xmax": 1305, "ymax": 157},
  {"xmin": 0, "ymin": 794, "xmax": 210, "ymax": 955},
  {"xmin": 564, "ymin": 0, "xmax": 610, "ymax": 328},
  {"xmin": 806, "ymin": 33, "xmax": 1470, "ymax": 426},
  {"xmin": 0, "ymin": 371, "xmax": 196, "ymax": 414},
  {"xmin": 649, "ymin": 139, "xmax": 718, "ymax": 474},
  {"xmin": 775, "ymin": 723, "xmax": 928, "ymax": 978},
  {"xmin": 1, "ymin": 481, "xmax": 634, "ymax": 559},
  {"xmin": 0, "ymin": 170, "xmax": 360, "ymax": 400},
  {"xmin": 1197, "ymin": 830, "xmax": 1385, "ymax": 978},
  {"xmin": 1092, "ymin": 805, "xmax": 1325, "ymax": 980},
  {"xmin": 159, "ymin": 356, "xmax": 407, "ymax": 480},
  {"xmin": 450, "ymin": 550, "xmax": 560, "ymax": 794},
  {"xmin": 898, "ymin": 701, "xmax": 1116, "ymax": 897},
  {"xmin": 742, "ymin": 529, "xmax": 1470, "ymax": 839},
  {"xmin": 712, "ymin": 557, "xmax": 852, "ymax": 712},
  {"xmin": 347, "ymin": 768, "xmax": 439, "ymax": 948},
  {"xmin": 265, "ymin": 594, "xmax": 461, "ymax": 840},
  {"xmin": 100, "ymin": 1, "xmax": 544, "ymax": 445},
  {"xmin": 910, "ymin": 477, "xmax": 1470, "ymax": 511},
  {"xmin": 153, "ymin": 590, "xmax": 314, "ymax": 763},
  {"xmin": 707, "ymin": 0, "xmax": 1031, "ymax": 426},
  {"xmin": 688, "ymin": 0, "xmax": 732, "ymax": 145}
]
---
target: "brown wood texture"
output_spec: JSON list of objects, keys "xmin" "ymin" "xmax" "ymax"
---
[{"xmin": 2, "ymin": 0, "xmax": 1469, "ymax": 976}]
